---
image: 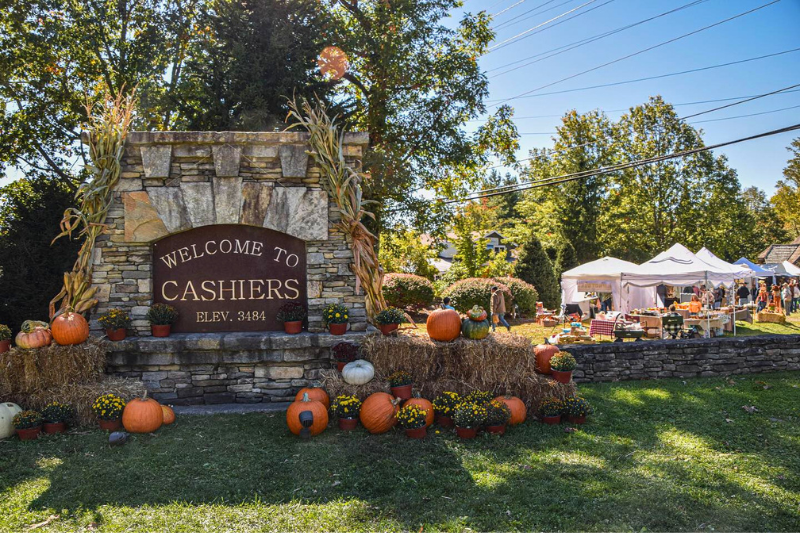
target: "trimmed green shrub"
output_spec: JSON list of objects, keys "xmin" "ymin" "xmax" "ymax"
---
[
  {"xmin": 494, "ymin": 276, "xmax": 539, "ymax": 314},
  {"xmin": 441, "ymin": 278, "xmax": 512, "ymax": 314},
  {"xmin": 382, "ymin": 273, "xmax": 435, "ymax": 310}
]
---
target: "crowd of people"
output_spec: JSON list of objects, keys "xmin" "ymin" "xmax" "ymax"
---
[{"xmin": 751, "ymin": 279, "xmax": 800, "ymax": 315}]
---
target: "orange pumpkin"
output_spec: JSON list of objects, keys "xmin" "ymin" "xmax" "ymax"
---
[
  {"xmin": 287, "ymin": 393, "xmax": 328, "ymax": 436},
  {"xmin": 426, "ymin": 309, "xmax": 461, "ymax": 342},
  {"xmin": 534, "ymin": 344, "xmax": 560, "ymax": 374},
  {"xmin": 122, "ymin": 391, "xmax": 163, "ymax": 433},
  {"xmin": 161, "ymin": 405, "xmax": 176, "ymax": 425},
  {"xmin": 294, "ymin": 386, "xmax": 330, "ymax": 409},
  {"xmin": 360, "ymin": 392, "xmax": 400, "ymax": 434},
  {"xmin": 15, "ymin": 320, "xmax": 52, "ymax": 349},
  {"xmin": 495, "ymin": 394, "xmax": 527, "ymax": 425},
  {"xmin": 405, "ymin": 395, "xmax": 434, "ymax": 427},
  {"xmin": 51, "ymin": 311, "xmax": 90, "ymax": 345}
]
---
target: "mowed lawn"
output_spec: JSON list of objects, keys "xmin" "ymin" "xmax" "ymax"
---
[{"xmin": 2, "ymin": 373, "xmax": 800, "ymax": 532}]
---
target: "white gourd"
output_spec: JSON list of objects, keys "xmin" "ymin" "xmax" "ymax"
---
[
  {"xmin": 341, "ymin": 360, "xmax": 375, "ymax": 385},
  {"xmin": 0, "ymin": 403, "xmax": 22, "ymax": 439}
]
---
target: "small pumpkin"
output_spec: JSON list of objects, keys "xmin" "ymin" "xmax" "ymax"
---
[
  {"xmin": 0, "ymin": 402, "xmax": 23, "ymax": 439},
  {"xmin": 426, "ymin": 309, "xmax": 461, "ymax": 342},
  {"xmin": 342, "ymin": 359, "xmax": 375, "ymax": 385},
  {"xmin": 15, "ymin": 320, "xmax": 52, "ymax": 349},
  {"xmin": 294, "ymin": 386, "xmax": 330, "ymax": 409},
  {"xmin": 360, "ymin": 392, "xmax": 400, "ymax": 434},
  {"xmin": 161, "ymin": 405, "xmax": 176, "ymax": 425},
  {"xmin": 405, "ymin": 394, "xmax": 434, "ymax": 427},
  {"xmin": 461, "ymin": 317, "xmax": 490, "ymax": 340},
  {"xmin": 467, "ymin": 305, "xmax": 488, "ymax": 322},
  {"xmin": 51, "ymin": 311, "xmax": 90, "ymax": 345},
  {"xmin": 494, "ymin": 394, "xmax": 527, "ymax": 425},
  {"xmin": 287, "ymin": 392, "xmax": 328, "ymax": 436},
  {"xmin": 122, "ymin": 390, "xmax": 163, "ymax": 433},
  {"xmin": 534, "ymin": 344, "xmax": 560, "ymax": 375}
]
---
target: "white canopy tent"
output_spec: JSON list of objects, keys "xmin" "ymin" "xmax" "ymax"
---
[
  {"xmin": 621, "ymin": 244, "xmax": 743, "ymax": 290},
  {"xmin": 696, "ymin": 247, "xmax": 755, "ymax": 282},
  {"xmin": 784, "ymin": 261, "xmax": 800, "ymax": 276},
  {"xmin": 561, "ymin": 257, "xmax": 651, "ymax": 313}
]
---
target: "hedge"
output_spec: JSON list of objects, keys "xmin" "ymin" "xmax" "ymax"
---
[
  {"xmin": 493, "ymin": 276, "xmax": 539, "ymax": 314},
  {"xmin": 382, "ymin": 273, "xmax": 435, "ymax": 310},
  {"xmin": 441, "ymin": 278, "xmax": 512, "ymax": 314}
]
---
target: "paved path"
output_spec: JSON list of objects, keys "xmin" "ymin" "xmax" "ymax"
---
[{"xmin": 173, "ymin": 402, "xmax": 292, "ymax": 415}]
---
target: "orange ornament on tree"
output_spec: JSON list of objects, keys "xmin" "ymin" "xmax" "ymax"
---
[
  {"xmin": 294, "ymin": 386, "xmax": 330, "ymax": 409},
  {"xmin": 404, "ymin": 394, "xmax": 434, "ymax": 427},
  {"xmin": 287, "ymin": 393, "xmax": 328, "ymax": 436},
  {"xmin": 51, "ymin": 311, "xmax": 90, "ymax": 345},
  {"xmin": 122, "ymin": 391, "xmax": 163, "ymax": 433},
  {"xmin": 426, "ymin": 309, "xmax": 461, "ymax": 342},
  {"xmin": 494, "ymin": 394, "xmax": 527, "ymax": 425},
  {"xmin": 360, "ymin": 392, "xmax": 400, "ymax": 434}
]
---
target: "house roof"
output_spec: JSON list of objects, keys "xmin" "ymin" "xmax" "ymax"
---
[{"xmin": 759, "ymin": 243, "xmax": 800, "ymax": 265}]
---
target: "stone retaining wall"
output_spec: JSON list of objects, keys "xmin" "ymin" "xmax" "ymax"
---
[{"xmin": 563, "ymin": 334, "xmax": 800, "ymax": 382}]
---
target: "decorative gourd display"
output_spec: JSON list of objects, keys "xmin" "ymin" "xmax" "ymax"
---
[
  {"xmin": 51, "ymin": 311, "xmax": 90, "ymax": 346},
  {"xmin": 294, "ymin": 386, "xmax": 330, "ymax": 409},
  {"xmin": 15, "ymin": 320, "xmax": 52, "ymax": 349},
  {"xmin": 494, "ymin": 394, "xmax": 527, "ymax": 425},
  {"xmin": 161, "ymin": 405, "xmax": 176, "ymax": 425},
  {"xmin": 461, "ymin": 317, "xmax": 490, "ymax": 340},
  {"xmin": 360, "ymin": 392, "xmax": 400, "ymax": 434},
  {"xmin": 467, "ymin": 305, "xmax": 488, "ymax": 322},
  {"xmin": 404, "ymin": 395, "xmax": 434, "ymax": 427},
  {"xmin": 0, "ymin": 402, "xmax": 23, "ymax": 439},
  {"xmin": 534, "ymin": 344, "xmax": 560, "ymax": 375},
  {"xmin": 287, "ymin": 393, "xmax": 328, "ymax": 436},
  {"xmin": 122, "ymin": 391, "xmax": 164, "ymax": 433},
  {"xmin": 341, "ymin": 360, "xmax": 375, "ymax": 385},
  {"xmin": 426, "ymin": 309, "xmax": 461, "ymax": 342}
]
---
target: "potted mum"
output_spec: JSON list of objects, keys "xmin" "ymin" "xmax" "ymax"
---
[
  {"xmin": 549, "ymin": 352, "xmax": 576, "ymax": 384},
  {"xmin": 564, "ymin": 396, "xmax": 593, "ymax": 424},
  {"xmin": 332, "ymin": 341, "xmax": 359, "ymax": 372},
  {"xmin": 387, "ymin": 370, "xmax": 413, "ymax": 400},
  {"xmin": 485, "ymin": 399, "xmax": 512, "ymax": 435},
  {"xmin": 147, "ymin": 303, "xmax": 178, "ymax": 337},
  {"xmin": 41, "ymin": 402, "xmax": 73, "ymax": 434},
  {"xmin": 464, "ymin": 390, "xmax": 494, "ymax": 406},
  {"xmin": 374, "ymin": 307, "xmax": 405, "ymax": 335},
  {"xmin": 13, "ymin": 411, "xmax": 43, "ymax": 441},
  {"xmin": 453, "ymin": 400, "xmax": 487, "ymax": 439},
  {"xmin": 92, "ymin": 393, "xmax": 127, "ymax": 431},
  {"xmin": 397, "ymin": 404, "xmax": 428, "ymax": 439},
  {"xmin": 539, "ymin": 397, "xmax": 564, "ymax": 425},
  {"xmin": 323, "ymin": 303, "xmax": 349, "ymax": 335},
  {"xmin": 332, "ymin": 395, "xmax": 362, "ymax": 430},
  {"xmin": 432, "ymin": 391, "xmax": 461, "ymax": 428},
  {"xmin": 0, "ymin": 324, "xmax": 11, "ymax": 353},
  {"xmin": 276, "ymin": 301, "xmax": 307, "ymax": 334},
  {"xmin": 98, "ymin": 308, "xmax": 131, "ymax": 341}
]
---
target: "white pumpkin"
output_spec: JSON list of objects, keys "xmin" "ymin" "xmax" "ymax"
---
[
  {"xmin": 0, "ymin": 402, "xmax": 23, "ymax": 439},
  {"xmin": 341, "ymin": 360, "xmax": 375, "ymax": 385}
]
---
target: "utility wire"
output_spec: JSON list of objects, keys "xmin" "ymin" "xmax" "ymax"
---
[
  {"xmin": 493, "ymin": 0, "xmax": 530, "ymax": 18},
  {"xmin": 492, "ymin": 0, "xmax": 782, "ymax": 106},
  {"xmin": 493, "ymin": 0, "xmax": 576, "ymax": 30},
  {"xmin": 681, "ymin": 82, "xmax": 800, "ymax": 119},
  {"xmin": 690, "ymin": 103, "xmax": 800, "ymax": 124}
]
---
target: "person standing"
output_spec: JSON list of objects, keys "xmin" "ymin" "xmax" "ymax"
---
[
  {"xmin": 757, "ymin": 282, "xmax": 769, "ymax": 312},
  {"xmin": 771, "ymin": 283, "xmax": 783, "ymax": 314},
  {"xmin": 782, "ymin": 283, "xmax": 792, "ymax": 316},
  {"xmin": 792, "ymin": 280, "xmax": 800, "ymax": 313},
  {"xmin": 736, "ymin": 282, "xmax": 750, "ymax": 305},
  {"xmin": 490, "ymin": 286, "xmax": 511, "ymax": 332},
  {"xmin": 701, "ymin": 287, "xmax": 715, "ymax": 309}
]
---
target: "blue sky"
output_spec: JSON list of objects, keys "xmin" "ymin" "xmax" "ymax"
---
[{"xmin": 458, "ymin": 0, "xmax": 800, "ymax": 193}]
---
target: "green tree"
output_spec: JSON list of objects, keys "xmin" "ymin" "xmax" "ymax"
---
[
  {"xmin": 452, "ymin": 216, "xmax": 490, "ymax": 278},
  {"xmin": 378, "ymin": 228, "xmax": 439, "ymax": 280},
  {"xmin": 740, "ymin": 186, "xmax": 789, "ymax": 256},
  {"xmin": 554, "ymin": 240, "xmax": 579, "ymax": 280},
  {"xmin": 772, "ymin": 138, "xmax": 800, "ymax": 236},
  {"xmin": 514, "ymin": 232, "xmax": 559, "ymax": 308}
]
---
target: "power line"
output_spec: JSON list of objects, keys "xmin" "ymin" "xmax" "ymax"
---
[
  {"xmin": 681, "ymin": 82, "xmax": 800, "ymax": 120},
  {"xmin": 493, "ymin": 0, "xmax": 577, "ymax": 30},
  {"xmin": 690, "ymin": 103, "xmax": 800, "ymax": 124},
  {"xmin": 491, "ymin": 0, "xmax": 782, "ymax": 106},
  {"xmin": 493, "ymin": 0, "xmax": 530, "ymax": 18}
]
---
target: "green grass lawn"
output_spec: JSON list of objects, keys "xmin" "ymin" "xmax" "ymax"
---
[{"xmin": 2, "ymin": 373, "xmax": 800, "ymax": 532}]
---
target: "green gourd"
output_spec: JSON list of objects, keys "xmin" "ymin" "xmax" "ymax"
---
[{"xmin": 461, "ymin": 317, "xmax": 490, "ymax": 340}]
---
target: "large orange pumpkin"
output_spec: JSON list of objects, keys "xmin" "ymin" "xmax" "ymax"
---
[
  {"xmin": 122, "ymin": 391, "xmax": 163, "ymax": 433},
  {"xmin": 495, "ymin": 394, "xmax": 527, "ymax": 425},
  {"xmin": 405, "ymin": 395, "xmax": 434, "ymax": 427},
  {"xmin": 161, "ymin": 405, "xmax": 176, "ymax": 425},
  {"xmin": 51, "ymin": 311, "xmax": 90, "ymax": 346},
  {"xmin": 534, "ymin": 344, "xmax": 560, "ymax": 374},
  {"xmin": 360, "ymin": 392, "xmax": 400, "ymax": 434},
  {"xmin": 294, "ymin": 386, "xmax": 330, "ymax": 409},
  {"xmin": 287, "ymin": 393, "xmax": 328, "ymax": 436},
  {"xmin": 426, "ymin": 309, "xmax": 461, "ymax": 342},
  {"xmin": 15, "ymin": 320, "xmax": 52, "ymax": 349}
]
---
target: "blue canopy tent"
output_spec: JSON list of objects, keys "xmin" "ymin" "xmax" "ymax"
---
[{"xmin": 734, "ymin": 257, "xmax": 775, "ymax": 283}]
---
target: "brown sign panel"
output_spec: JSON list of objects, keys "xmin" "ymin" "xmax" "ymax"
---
[{"xmin": 152, "ymin": 225, "xmax": 307, "ymax": 333}]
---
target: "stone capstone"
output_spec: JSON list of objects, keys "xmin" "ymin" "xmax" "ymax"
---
[
  {"xmin": 140, "ymin": 145, "xmax": 172, "ymax": 178},
  {"xmin": 147, "ymin": 187, "xmax": 192, "ymax": 233},
  {"xmin": 279, "ymin": 145, "xmax": 309, "ymax": 178},
  {"xmin": 123, "ymin": 192, "xmax": 169, "ymax": 243},
  {"xmin": 240, "ymin": 182, "xmax": 273, "ymax": 226},
  {"xmin": 212, "ymin": 144, "xmax": 242, "ymax": 177},
  {"xmin": 213, "ymin": 177, "xmax": 243, "ymax": 224},
  {"xmin": 263, "ymin": 187, "xmax": 328, "ymax": 241}
]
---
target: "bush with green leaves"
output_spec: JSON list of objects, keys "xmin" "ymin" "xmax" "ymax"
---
[
  {"xmin": 514, "ymin": 232, "xmax": 560, "ymax": 308},
  {"xmin": 441, "ymin": 278, "xmax": 512, "ymax": 314},
  {"xmin": 382, "ymin": 273, "xmax": 435, "ymax": 310},
  {"xmin": 493, "ymin": 276, "xmax": 539, "ymax": 314},
  {"xmin": 146, "ymin": 304, "xmax": 178, "ymax": 326},
  {"xmin": 375, "ymin": 307, "xmax": 406, "ymax": 326}
]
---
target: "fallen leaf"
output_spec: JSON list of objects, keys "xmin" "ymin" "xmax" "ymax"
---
[
  {"xmin": 742, "ymin": 405, "xmax": 758, "ymax": 414},
  {"xmin": 725, "ymin": 418, "xmax": 734, "ymax": 423},
  {"xmin": 27, "ymin": 515, "xmax": 59, "ymax": 530}
]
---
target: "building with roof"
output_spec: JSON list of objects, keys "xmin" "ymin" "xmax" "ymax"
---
[{"xmin": 758, "ymin": 235, "xmax": 800, "ymax": 267}]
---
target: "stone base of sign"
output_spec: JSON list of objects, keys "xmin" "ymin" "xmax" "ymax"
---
[{"xmin": 106, "ymin": 331, "xmax": 366, "ymax": 404}]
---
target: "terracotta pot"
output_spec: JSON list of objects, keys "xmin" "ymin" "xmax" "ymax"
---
[
  {"xmin": 0, "ymin": 339, "xmax": 10, "ymax": 353},
  {"xmin": 567, "ymin": 414, "xmax": 586, "ymax": 424},
  {"xmin": 541, "ymin": 415, "xmax": 561, "ymax": 425},
  {"xmin": 98, "ymin": 419, "xmax": 122, "ymax": 431},
  {"xmin": 338, "ymin": 417, "xmax": 358, "ymax": 431},
  {"xmin": 284, "ymin": 321, "xmax": 303, "ymax": 335},
  {"xmin": 43, "ymin": 422, "xmax": 66, "ymax": 434},
  {"xmin": 551, "ymin": 370, "xmax": 572, "ymax": 384},
  {"xmin": 336, "ymin": 361, "xmax": 347, "ymax": 372},
  {"xmin": 106, "ymin": 328, "xmax": 127, "ymax": 342},
  {"xmin": 486, "ymin": 424, "xmax": 506, "ymax": 435},
  {"xmin": 151, "ymin": 324, "xmax": 172, "ymax": 337},
  {"xmin": 379, "ymin": 323, "xmax": 399, "ymax": 335},
  {"xmin": 329, "ymin": 323, "xmax": 347, "ymax": 335},
  {"xmin": 390, "ymin": 384, "xmax": 413, "ymax": 400},
  {"xmin": 405, "ymin": 426, "xmax": 427, "ymax": 439},
  {"xmin": 436, "ymin": 415, "xmax": 455, "ymax": 428},
  {"xmin": 456, "ymin": 426, "xmax": 477, "ymax": 439},
  {"xmin": 16, "ymin": 427, "xmax": 41, "ymax": 441}
]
